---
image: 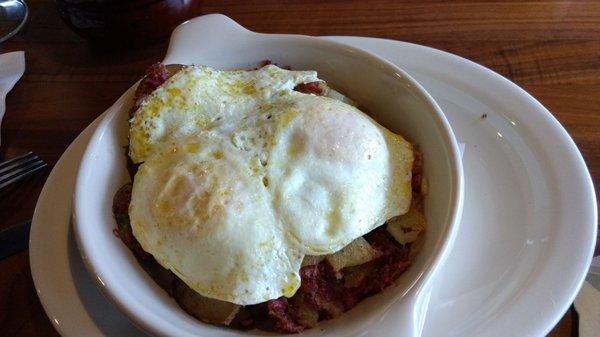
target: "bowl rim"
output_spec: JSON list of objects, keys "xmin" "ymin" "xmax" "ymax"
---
[{"xmin": 72, "ymin": 14, "xmax": 464, "ymax": 337}]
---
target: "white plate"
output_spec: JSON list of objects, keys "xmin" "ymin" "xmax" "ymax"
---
[{"xmin": 30, "ymin": 36, "xmax": 596, "ymax": 337}]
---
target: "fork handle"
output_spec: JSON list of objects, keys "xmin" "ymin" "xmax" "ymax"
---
[{"xmin": 0, "ymin": 220, "xmax": 31, "ymax": 260}]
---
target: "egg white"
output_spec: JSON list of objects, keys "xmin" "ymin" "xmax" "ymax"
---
[
  {"xmin": 130, "ymin": 134, "xmax": 303, "ymax": 304},
  {"xmin": 129, "ymin": 65, "xmax": 318, "ymax": 163},
  {"xmin": 128, "ymin": 65, "xmax": 414, "ymax": 305},
  {"xmin": 265, "ymin": 95, "xmax": 413, "ymax": 254}
]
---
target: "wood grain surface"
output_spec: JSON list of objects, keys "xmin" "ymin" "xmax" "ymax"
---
[{"xmin": 0, "ymin": 1, "xmax": 598, "ymax": 336}]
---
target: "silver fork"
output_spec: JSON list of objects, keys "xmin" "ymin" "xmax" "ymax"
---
[{"xmin": 0, "ymin": 151, "xmax": 47, "ymax": 189}]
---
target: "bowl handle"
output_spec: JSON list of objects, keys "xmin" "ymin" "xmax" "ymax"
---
[{"xmin": 164, "ymin": 14, "xmax": 252, "ymax": 65}]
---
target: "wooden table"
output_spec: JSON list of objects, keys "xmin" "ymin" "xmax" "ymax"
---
[{"xmin": 0, "ymin": 1, "xmax": 597, "ymax": 336}]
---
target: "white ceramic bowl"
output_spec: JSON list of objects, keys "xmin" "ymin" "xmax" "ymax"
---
[{"xmin": 73, "ymin": 14, "xmax": 464, "ymax": 337}]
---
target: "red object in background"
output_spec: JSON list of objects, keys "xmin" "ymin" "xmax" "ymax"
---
[{"xmin": 55, "ymin": 0, "xmax": 197, "ymax": 46}]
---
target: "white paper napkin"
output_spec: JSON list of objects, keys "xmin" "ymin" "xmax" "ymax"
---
[
  {"xmin": 575, "ymin": 256, "xmax": 600, "ymax": 337},
  {"xmin": 0, "ymin": 51, "xmax": 25, "ymax": 147}
]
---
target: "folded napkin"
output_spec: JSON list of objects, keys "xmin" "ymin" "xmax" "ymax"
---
[
  {"xmin": 0, "ymin": 51, "xmax": 25, "ymax": 148},
  {"xmin": 575, "ymin": 256, "xmax": 600, "ymax": 337}
]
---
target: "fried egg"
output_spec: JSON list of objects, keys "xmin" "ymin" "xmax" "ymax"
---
[{"xmin": 128, "ymin": 65, "xmax": 414, "ymax": 305}]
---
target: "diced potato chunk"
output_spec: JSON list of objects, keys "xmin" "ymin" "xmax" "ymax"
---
[
  {"xmin": 343, "ymin": 262, "xmax": 375, "ymax": 288},
  {"xmin": 165, "ymin": 64, "xmax": 184, "ymax": 74},
  {"xmin": 325, "ymin": 87, "xmax": 357, "ymax": 106},
  {"xmin": 386, "ymin": 206, "xmax": 426, "ymax": 244},
  {"xmin": 172, "ymin": 279, "xmax": 240, "ymax": 325},
  {"xmin": 325, "ymin": 237, "xmax": 380, "ymax": 271},
  {"xmin": 289, "ymin": 294, "xmax": 319, "ymax": 328},
  {"xmin": 301, "ymin": 255, "xmax": 325, "ymax": 267}
]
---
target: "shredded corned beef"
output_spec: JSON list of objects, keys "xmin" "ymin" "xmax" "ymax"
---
[
  {"xmin": 363, "ymin": 237, "xmax": 410, "ymax": 295},
  {"xmin": 112, "ymin": 183, "xmax": 153, "ymax": 261},
  {"xmin": 144, "ymin": 63, "xmax": 170, "ymax": 89},
  {"xmin": 260, "ymin": 235, "xmax": 411, "ymax": 333},
  {"xmin": 267, "ymin": 298, "xmax": 306, "ymax": 333},
  {"xmin": 299, "ymin": 263, "xmax": 345, "ymax": 318},
  {"xmin": 130, "ymin": 63, "xmax": 171, "ymax": 117},
  {"xmin": 294, "ymin": 81, "xmax": 324, "ymax": 95}
]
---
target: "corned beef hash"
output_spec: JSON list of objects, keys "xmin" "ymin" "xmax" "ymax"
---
[{"xmin": 112, "ymin": 62, "xmax": 427, "ymax": 333}]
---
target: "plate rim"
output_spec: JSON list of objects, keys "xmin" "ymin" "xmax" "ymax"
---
[
  {"xmin": 328, "ymin": 36, "xmax": 597, "ymax": 337},
  {"xmin": 29, "ymin": 35, "xmax": 596, "ymax": 337}
]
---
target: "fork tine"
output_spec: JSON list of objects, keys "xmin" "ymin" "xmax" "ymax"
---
[
  {"xmin": 0, "ymin": 151, "xmax": 34, "ymax": 170},
  {"xmin": 0, "ymin": 158, "xmax": 46, "ymax": 181},
  {"xmin": 0, "ymin": 152, "xmax": 38, "ymax": 175},
  {"xmin": 0, "ymin": 159, "xmax": 47, "ymax": 189}
]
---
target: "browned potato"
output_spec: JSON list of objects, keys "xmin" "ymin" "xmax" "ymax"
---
[
  {"xmin": 343, "ymin": 262, "xmax": 376, "ymax": 288},
  {"xmin": 289, "ymin": 294, "xmax": 319, "ymax": 328},
  {"xmin": 165, "ymin": 64, "xmax": 184, "ymax": 74},
  {"xmin": 172, "ymin": 278, "xmax": 240, "ymax": 325},
  {"xmin": 325, "ymin": 237, "xmax": 380, "ymax": 272},
  {"xmin": 386, "ymin": 205, "xmax": 425, "ymax": 245},
  {"xmin": 301, "ymin": 255, "xmax": 324, "ymax": 267}
]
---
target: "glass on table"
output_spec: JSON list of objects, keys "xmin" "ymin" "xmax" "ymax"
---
[{"xmin": 56, "ymin": 0, "xmax": 198, "ymax": 47}]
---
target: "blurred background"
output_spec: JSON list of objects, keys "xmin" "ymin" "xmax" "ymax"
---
[{"xmin": 0, "ymin": 1, "xmax": 598, "ymax": 336}]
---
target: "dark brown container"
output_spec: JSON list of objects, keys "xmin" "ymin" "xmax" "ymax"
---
[{"xmin": 56, "ymin": 0, "xmax": 197, "ymax": 46}]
